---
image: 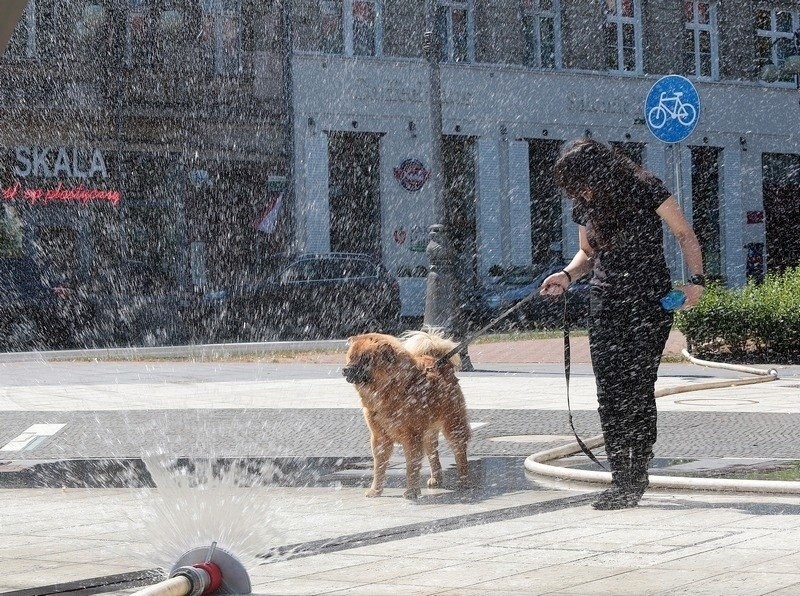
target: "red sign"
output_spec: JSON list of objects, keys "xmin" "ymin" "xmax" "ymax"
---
[
  {"xmin": 393, "ymin": 159, "xmax": 429, "ymax": 192},
  {"xmin": 746, "ymin": 210, "xmax": 764, "ymax": 224},
  {"xmin": 2, "ymin": 181, "xmax": 121, "ymax": 206}
]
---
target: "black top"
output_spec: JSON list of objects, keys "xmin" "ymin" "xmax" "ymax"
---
[{"xmin": 571, "ymin": 169, "xmax": 672, "ymax": 300}]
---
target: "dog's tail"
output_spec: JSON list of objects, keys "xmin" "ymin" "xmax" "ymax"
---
[{"xmin": 399, "ymin": 328, "xmax": 461, "ymax": 367}]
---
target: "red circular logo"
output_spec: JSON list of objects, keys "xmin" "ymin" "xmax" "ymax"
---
[{"xmin": 393, "ymin": 159, "xmax": 429, "ymax": 192}]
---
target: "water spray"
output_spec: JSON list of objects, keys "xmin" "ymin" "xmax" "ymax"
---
[{"xmin": 132, "ymin": 542, "xmax": 251, "ymax": 596}]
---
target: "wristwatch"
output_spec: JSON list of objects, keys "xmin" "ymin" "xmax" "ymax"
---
[{"xmin": 688, "ymin": 274, "xmax": 706, "ymax": 286}]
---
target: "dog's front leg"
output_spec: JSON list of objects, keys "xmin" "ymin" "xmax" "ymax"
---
[
  {"xmin": 401, "ymin": 435, "xmax": 424, "ymax": 499},
  {"xmin": 366, "ymin": 431, "xmax": 393, "ymax": 497}
]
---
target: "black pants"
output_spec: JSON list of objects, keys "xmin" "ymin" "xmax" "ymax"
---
[{"xmin": 588, "ymin": 288, "xmax": 673, "ymax": 464}]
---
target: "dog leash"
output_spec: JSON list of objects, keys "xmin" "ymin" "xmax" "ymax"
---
[
  {"xmin": 433, "ymin": 290, "xmax": 541, "ymax": 367},
  {"xmin": 562, "ymin": 296, "xmax": 607, "ymax": 470},
  {"xmin": 431, "ymin": 286, "xmax": 606, "ymax": 470}
]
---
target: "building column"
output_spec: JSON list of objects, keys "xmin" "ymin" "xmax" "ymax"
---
[
  {"xmin": 301, "ymin": 132, "xmax": 330, "ymax": 253},
  {"xmin": 476, "ymin": 138, "xmax": 502, "ymax": 277},
  {"xmin": 646, "ymin": 142, "xmax": 681, "ymax": 279},
  {"xmin": 722, "ymin": 146, "xmax": 746, "ymax": 287}
]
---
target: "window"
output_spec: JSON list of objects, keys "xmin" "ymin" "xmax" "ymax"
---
[
  {"xmin": 320, "ymin": 0, "xmax": 343, "ymax": 53},
  {"xmin": 319, "ymin": 0, "xmax": 381, "ymax": 56},
  {"xmin": 756, "ymin": 7, "xmax": 800, "ymax": 84},
  {"xmin": 3, "ymin": 0, "xmax": 37, "ymax": 60},
  {"xmin": 437, "ymin": 0, "xmax": 473, "ymax": 63},
  {"xmin": 201, "ymin": 0, "xmax": 242, "ymax": 75},
  {"xmin": 683, "ymin": 1, "xmax": 718, "ymax": 80},
  {"xmin": 125, "ymin": 0, "xmax": 152, "ymax": 67},
  {"xmin": 281, "ymin": 260, "xmax": 318, "ymax": 282},
  {"xmin": 351, "ymin": 0, "xmax": 380, "ymax": 56},
  {"xmin": 603, "ymin": 0, "xmax": 641, "ymax": 74},
  {"xmin": 121, "ymin": 154, "xmax": 179, "ymax": 294},
  {"xmin": 522, "ymin": 0, "xmax": 561, "ymax": 69},
  {"xmin": 124, "ymin": 204, "xmax": 178, "ymax": 294},
  {"xmin": 338, "ymin": 257, "xmax": 376, "ymax": 279},
  {"xmin": 56, "ymin": 1, "xmax": 110, "ymax": 62}
]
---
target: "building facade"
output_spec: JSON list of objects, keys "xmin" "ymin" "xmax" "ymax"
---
[
  {"xmin": 291, "ymin": 0, "xmax": 800, "ymax": 316},
  {"xmin": 0, "ymin": 0, "xmax": 291, "ymax": 345},
  {"xmin": 2, "ymin": 0, "xmax": 798, "ymax": 338}
]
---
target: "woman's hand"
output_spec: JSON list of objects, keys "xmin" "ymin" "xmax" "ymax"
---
[
  {"xmin": 680, "ymin": 283, "xmax": 704, "ymax": 309},
  {"xmin": 540, "ymin": 271, "xmax": 570, "ymax": 297}
]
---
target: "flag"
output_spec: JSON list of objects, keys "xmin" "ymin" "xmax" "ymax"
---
[{"xmin": 255, "ymin": 192, "xmax": 283, "ymax": 235}]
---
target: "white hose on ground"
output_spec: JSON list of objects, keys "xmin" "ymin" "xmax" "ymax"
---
[
  {"xmin": 524, "ymin": 351, "xmax": 797, "ymax": 494},
  {"xmin": 680, "ymin": 348, "xmax": 779, "ymax": 377},
  {"xmin": 131, "ymin": 576, "xmax": 191, "ymax": 596}
]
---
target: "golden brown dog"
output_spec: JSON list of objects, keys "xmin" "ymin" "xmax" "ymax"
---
[{"xmin": 343, "ymin": 330, "xmax": 470, "ymax": 499}]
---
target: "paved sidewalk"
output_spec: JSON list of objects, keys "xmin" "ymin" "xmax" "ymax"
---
[
  {"xmin": 1, "ymin": 338, "xmax": 799, "ymax": 595},
  {"xmin": 3, "ymin": 480, "xmax": 800, "ymax": 595}
]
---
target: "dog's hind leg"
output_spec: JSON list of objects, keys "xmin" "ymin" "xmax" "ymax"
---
[
  {"xmin": 443, "ymin": 420, "xmax": 471, "ymax": 488},
  {"xmin": 401, "ymin": 435, "xmax": 424, "ymax": 499},
  {"xmin": 423, "ymin": 429, "xmax": 443, "ymax": 488},
  {"xmin": 366, "ymin": 430, "xmax": 394, "ymax": 497}
]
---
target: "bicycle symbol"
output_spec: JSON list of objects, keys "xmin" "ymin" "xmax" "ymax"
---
[{"xmin": 647, "ymin": 91, "xmax": 697, "ymax": 130}]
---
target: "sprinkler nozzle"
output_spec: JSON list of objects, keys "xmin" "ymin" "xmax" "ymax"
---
[
  {"xmin": 170, "ymin": 561, "xmax": 222, "ymax": 596},
  {"xmin": 170, "ymin": 543, "xmax": 251, "ymax": 595}
]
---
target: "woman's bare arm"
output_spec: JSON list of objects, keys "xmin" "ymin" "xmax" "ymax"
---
[
  {"xmin": 657, "ymin": 196, "xmax": 704, "ymax": 308},
  {"xmin": 540, "ymin": 226, "xmax": 594, "ymax": 296}
]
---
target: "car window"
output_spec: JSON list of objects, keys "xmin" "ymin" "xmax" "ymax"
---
[
  {"xmin": 341, "ymin": 258, "xmax": 376, "ymax": 279},
  {"xmin": 313, "ymin": 258, "xmax": 377, "ymax": 280},
  {"xmin": 318, "ymin": 259, "xmax": 344, "ymax": 280},
  {"xmin": 280, "ymin": 260, "xmax": 318, "ymax": 282}
]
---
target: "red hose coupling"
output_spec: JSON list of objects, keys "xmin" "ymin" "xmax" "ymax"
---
[{"xmin": 193, "ymin": 562, "xmax": 223, "ymax": 595}]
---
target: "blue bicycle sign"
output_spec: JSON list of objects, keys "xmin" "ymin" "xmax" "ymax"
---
[{"xmin": 644, "ymin": 75, "xmax": 700, "ymax": 143}]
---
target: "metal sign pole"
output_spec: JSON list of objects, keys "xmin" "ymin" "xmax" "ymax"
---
[{"xmin": 673, "ymin": 143, "xmax": 687, "ymax": 281}]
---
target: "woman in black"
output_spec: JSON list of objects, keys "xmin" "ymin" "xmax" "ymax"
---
[{"xmin": 540, "ymin": 138, "xmax": 705, "ymax": 510}]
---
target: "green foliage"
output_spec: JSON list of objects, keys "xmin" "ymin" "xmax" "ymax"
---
[
  {"xmin": 0, "ymin": 207, "xmax": 23, "ymax": 257},
  {"xmin": 675, "ymin": 267, "xmax": 800, "ymax": 362}
]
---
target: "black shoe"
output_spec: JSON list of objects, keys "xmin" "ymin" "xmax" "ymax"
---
[
  {"xmin": 622, "ymin": 475, "xmax": 648, "ymax": 507},
  {"xmin": 625, "ymin": 457, "xmax": 651, "ymax": 507},
  {"xmin": 591, "ymin": 485, "xmax": 635, "ymax": 510}
]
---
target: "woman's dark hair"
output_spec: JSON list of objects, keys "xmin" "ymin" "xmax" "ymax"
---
[{"xmin": 553, "ymin": 138, "xmax": 642, "ymax": 247}]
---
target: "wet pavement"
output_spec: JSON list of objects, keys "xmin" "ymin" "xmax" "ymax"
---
[{"xmin": 1, "ymin": 345, "xmax": 800, "ymax": 594}]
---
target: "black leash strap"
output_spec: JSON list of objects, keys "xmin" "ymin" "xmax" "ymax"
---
[
  {"xmin": 434, "ymin": 290, "xmax": 540, "ymax": 367},
  {"xmin": 563, "ymin": 296, "xmax": 607, "ymax": 470}
]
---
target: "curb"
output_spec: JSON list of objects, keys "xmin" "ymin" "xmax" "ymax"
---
[{"xmin": 0, "ymin": 340, "xmax": 349, "ymax": 363}]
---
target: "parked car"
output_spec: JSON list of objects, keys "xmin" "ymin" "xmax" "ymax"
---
[
  {"xmin": 463, "ymin": 264, "xmax": 591, "ymax": 330},
  {"xmin": 225, "ymin": 253, "xmax": 402, "ymax": 340}
]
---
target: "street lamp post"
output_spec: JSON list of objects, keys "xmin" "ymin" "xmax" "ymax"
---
[
  {"xmin": 421, "ymin": 1, "xmax": 473, "ymax": 371},
  {"xmin": 422, "ymin": 2, "xmax": 453, "ymax": 331}
]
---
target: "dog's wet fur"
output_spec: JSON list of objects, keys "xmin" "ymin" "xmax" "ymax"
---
[{"xmin": 343, "ymin": 330, "xmax": 471, "ymax": 499}]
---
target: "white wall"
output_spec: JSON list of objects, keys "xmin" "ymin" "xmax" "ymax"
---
[{"xmin": 292, "ymin": 53, "xmax": 800, "ymax": 293}]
